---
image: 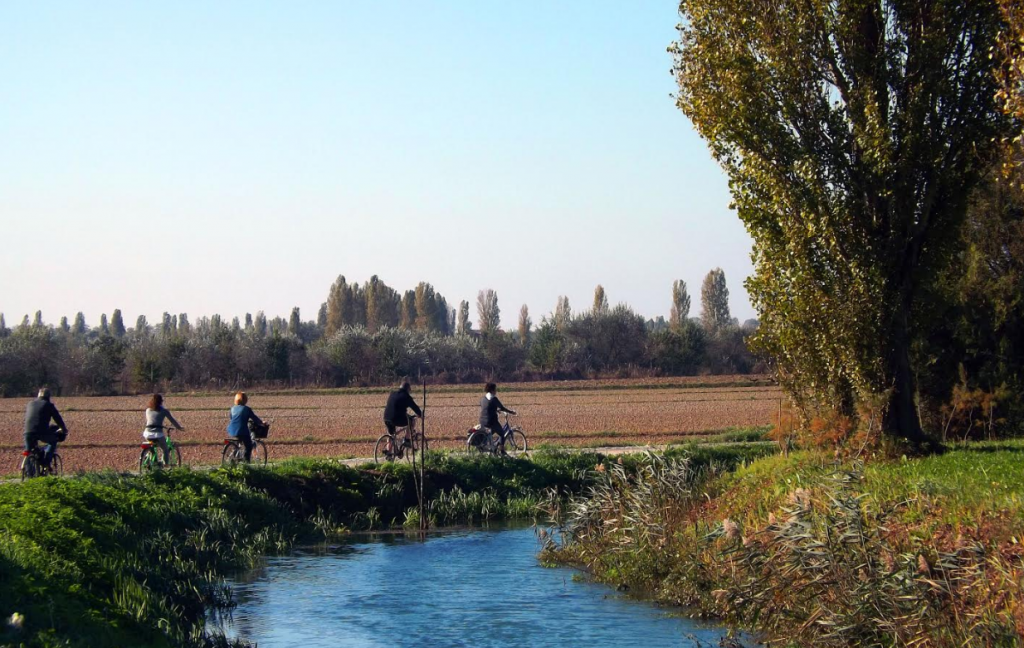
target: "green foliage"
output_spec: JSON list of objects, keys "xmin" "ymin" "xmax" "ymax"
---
[
  {"xmin": 672, "ymin": 0, "xmax": 1011, "ymax": 443},
  {"xmin": 0, "ymin": 452, "xmax": 602, "ymax": 648},
  {"xmin": 546, "ymin": 441, "xmax": 1024, "ymax": 646},
  {"xmin": 699, "ymin": 268, "xmax": 730, "ymax": 334},
  {"xmin": 476, "ymin": 289, "xmax": 500, "ymax": 334},
  {"xmin": 669, "ymin": 279, "xmax": 691, "ymax": 329}
]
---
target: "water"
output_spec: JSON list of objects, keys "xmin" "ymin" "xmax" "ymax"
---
[{"xmin": 213, "ymin": 526, "xmax": 730, "ymax": 647}]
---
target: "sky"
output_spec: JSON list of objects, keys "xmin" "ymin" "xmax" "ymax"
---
[{"xmin": 0, "ymin": 1, "xmax": 756, "ymax": 329}]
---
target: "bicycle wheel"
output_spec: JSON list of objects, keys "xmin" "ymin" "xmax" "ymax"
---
[
  {"xmin": 222, "ymin": 442, "xmax": 240, "ymax": 466},
  {"xmin": 20, "ymin": 454, "xmax": 39, "ymax": 481},
  {"xmin": 374, "ymin": 434, "xmax": 396, "ymax": 465},
  {"xmin": 466, "ymin": 431, "xmax": 495, "ymax": 456},
  {"xmin": 503, "ymin": 430, "xmax": 528, "ymax": 457},
  {"xmin": 252, "ymin": 441, "xmax": 268, "ymax": 466},
  {"xmin": 140, "ymin": 447, "xmax": 157, "ymax": 472},
  {"xmin": 49, "ymin": 453, "xmax": 63, "ymax": 477},
  {"xmin": 166, "ymin": 445, "xmax": 183, "ymax": 468}
]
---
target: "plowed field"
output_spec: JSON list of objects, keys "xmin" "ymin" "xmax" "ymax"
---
[{"xmin": 1, "ymin": 376, "xmax": 780, "ymax": 473}]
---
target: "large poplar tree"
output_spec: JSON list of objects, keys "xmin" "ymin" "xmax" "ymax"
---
[{"xmin": 672, "ymin": 0, "xmax": 1010, "ymax": 443}]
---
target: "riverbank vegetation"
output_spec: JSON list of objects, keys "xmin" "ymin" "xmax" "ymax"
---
[
  {"xmin": 543, "ymin": 441, "xmax": 1024, "ymax": 647},
  {"xmin": 0, "ymin": 451, "xmax": 598, "ymax": 648}
]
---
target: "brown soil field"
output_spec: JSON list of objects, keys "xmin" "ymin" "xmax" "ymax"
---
[{"xmin": 1, "ymin": 375, "xmax": 780, "ymax": 473}]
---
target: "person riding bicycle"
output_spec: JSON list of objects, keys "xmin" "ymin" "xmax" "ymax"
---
[
  {"xmin": 479, "ymin": 382, "xmax": 515, "ymax": 451},
  {"xmin": 227, "ymin": 392, "xmax": 263, "ymax": 463},
  {"xmin": 383, "ymin": 379, "xmax": 422, "ymax": 451},
  {"xmin": 23, "ymin": 387, "xmax": 68, "ymax": 467},
  {"xmin": 143, "ymin": 394, "xmax": 184, "ymax": 465}
]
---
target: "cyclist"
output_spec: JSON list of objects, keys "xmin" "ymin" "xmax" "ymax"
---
[
  {"xmin": 383, "ymin": 379, "xmax": 422, "ymax": 452},
  {"xmin": 23, "ymin": 387, "xmax": 68, "ymax": 468},
  {"xmin": 143, "ymin": 394, "xmax": 184, "ymax": 465},
  {"xmin": 226, "ymin": 392, "xmax": 264, "ymax": 463},
  {"xmin": 479, "ymin": 382, "xmax": 515, "ymax": 451}
]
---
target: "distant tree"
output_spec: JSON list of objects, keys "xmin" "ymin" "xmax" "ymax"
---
[
  {"xmin": 20, "ymin": 315, "xmax": 30, "ymax": 329},
  {"xmin": 269, "ymin": 317, "xmax": 287, "ymax": 335},
  {"xmin": 288, "ymin": 307, "xmax": 301, "ymax": 335},
  {"xmin": 161, "ymin": 312, "xmax": 173, "ymax": 337},
  {"xmin": 529, "ymin": 320, "xmax": 565, "ymax": 372},
  {"xmin": 59, "ymin": 316, "xmax": 69, "ymax": 333},
  {"xmin": 413, "ymin": 283, "xmax": 436, "ymax": 331},
  {"xmin": 457, "ymin": 300, "xmax": 471, "ymax": 335},
  {"xmin": 317, "ymin": 303, "xmax": 327, "ymax": 330},
  {"xmin": 700, "ymin": 269, "xmax": 730, "ymax": 334},
  {"xmin": 231, "ymin": 316, "xmax": 241, "ymax": 332},
  {"xmin": 349, "ymin": 282, "xmax": 368, "ymax": 327},
  {"xmin": 177, "ymin": 313, "xmax": 190, "ymax": 334},
  {"xmin": 672, "ymin": 0, "xmax": 1008, "ymax": 442},
  {"xmin": 401, "ymin": 291, "xmax": 416, "ymax": 329},
  {"xmin": 648, "ymin": 316, "xmax": 669, "ymax": 332},
  {"xmin": 477, "ymin": 289, "xmax": 500, "ymax": 334},
  {"xmin": 326, "ymin": 275, "xmax": 355, "ymax": 335},
  {"xmin": 33, "ymin": 311, "xmax": 43, "ymax": 328},
  {"xmin": 111, "ymin": 310, "xmax": 126, "ymax": 337},
  {"xmin": 670, "ymin": 280, "xmax": 691, "ymax": 330},
  {"xmin": 593, "ymin": 285, "xmax": 609, "ymax": 316},
  {"xmin": 651, "ymin": 321, "xmax": 707, "ymax": 374},
  {"xmin": 99, "ymin": 313, "xmax": 109, "ymax": 335},
  {"xmin": 365, "ymin": 276, "xmax": 400, "ymax": 332},
  {"xmin": 134, "ymin": 315, "xmax": 149, "ymax": 335},
  {"xmin": 245, "ymin": 313, "xmax": 253, "ymax": 330},
  {"xmin": 518, "ymin": 304, "xmax": 532, "ymax": 345},
  {"xmin": 0, "ymin": 314, "xmax": 8, "ymax": 337},
  {"xmin": 71, "ymin": 312, "xmax": 87, "ymax": 335},
  {"xmin": 254, "ymin": 311, "xmax": 267, "ymax": 337},
  {"xmin": 554, "ymin": 296, "xmax": 571, "ymax": 331},
  {"xmin": 432, "ymin": 294, "xmax": 451, "ymax": 335}
]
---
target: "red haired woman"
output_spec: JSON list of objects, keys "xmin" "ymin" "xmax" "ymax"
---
[{"xmin": 226, "ymin": 392, "xmax": 263, "ymax": 462}]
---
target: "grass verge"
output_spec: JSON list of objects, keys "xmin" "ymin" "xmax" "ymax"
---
[
  {"xmin": 0, "ymin": 450, "xmax": 598, "ymax": 648},
  {"xmin": 542, "ymin": 440, "xmax": 1024, "ymax": 647}
]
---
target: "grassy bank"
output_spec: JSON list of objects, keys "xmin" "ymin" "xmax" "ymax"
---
[
  {"xmin": 0, "ymin": 451, "xmax": 598, "ymax": 648},
  {"xmin": 543, "ymin": 441, "xmax": 1024, "ymax": 647}
]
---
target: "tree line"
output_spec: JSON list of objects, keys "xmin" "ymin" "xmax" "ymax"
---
[{"xmin": 0, "ymin": 270, "xmax": 760, "ymax": 396}]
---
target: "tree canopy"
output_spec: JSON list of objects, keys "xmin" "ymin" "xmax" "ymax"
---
[{"xmin": 673, "ymin": 0, "xmax": 1012, "ymax": 443}]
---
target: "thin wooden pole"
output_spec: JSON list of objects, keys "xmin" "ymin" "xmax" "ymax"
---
[{"xmin": 420, "ymin": 381, "xmax": 427, "ymax": 530}]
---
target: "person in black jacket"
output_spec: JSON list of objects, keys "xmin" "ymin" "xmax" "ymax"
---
[
  {"xmin": 479, "ymin": 382, "xmax": 515, "ymax": 450},
  {"xmin": 383, "ymin": 380, "xmax": 422, "ymax": 450},
  {"xmin": 23, "ymin": 387, "xmax": 68, "ymax": 467}
]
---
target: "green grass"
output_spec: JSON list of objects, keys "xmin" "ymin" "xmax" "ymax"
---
[
  {"xmin": 0, "ymin": 450, "xmax": 602, "ymax": 648},
  {"xmin": 544, "ymin": 440, "xmax": 1024, "ymax": 647}
]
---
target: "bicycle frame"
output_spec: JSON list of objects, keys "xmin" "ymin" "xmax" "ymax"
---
[{"xmin": 140, "ymin": 427, "xmax": 178, "ymax": 468}]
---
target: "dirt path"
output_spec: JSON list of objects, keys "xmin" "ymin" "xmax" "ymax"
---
[{"xmin": 0, "ymin": 444, "xmax": 677, "ymax": 483}]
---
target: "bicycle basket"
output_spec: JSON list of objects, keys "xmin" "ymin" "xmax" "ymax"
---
[{"xmin": 250, "ymin": 421, "xmax": 271, "ymax": 439}]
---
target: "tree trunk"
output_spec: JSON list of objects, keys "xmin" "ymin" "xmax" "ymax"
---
[{"xmin": 883, "ymin": 303, "xmax": 927, "ymax": 445}]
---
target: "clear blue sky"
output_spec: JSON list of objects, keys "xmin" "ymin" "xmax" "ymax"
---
[{"xmin": 0, "ymin": 1, "xmax": 755, "ymax": 329}]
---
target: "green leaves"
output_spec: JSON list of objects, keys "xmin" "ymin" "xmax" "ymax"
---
[{"xmin": 673, "ymin": 0, "xmax": 1009, "ymax": 438}]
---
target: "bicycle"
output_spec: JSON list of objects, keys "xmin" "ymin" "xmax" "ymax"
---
[
  {"xmin": 139, "ymin": 427, "xmax": 184, "ymax": 472},
  {"xmin": 465, "ymin": 412, "xmax": 527, "ymax": 457},
  {"xmin": 221, "ymin": 419, "xmax": 270, "ymax": 467},
  {"xmin": 20, "ymin": 433, "xmax": 66, "ymax": 481},
  {"xmin": 374, "ymin": 415, "xmax": 427, "ymax": 465}
]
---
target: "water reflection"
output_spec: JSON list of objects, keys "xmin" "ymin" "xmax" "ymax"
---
[{"xmin": 213, "ymin": 526, "xmax": 730, "ymax": 647}]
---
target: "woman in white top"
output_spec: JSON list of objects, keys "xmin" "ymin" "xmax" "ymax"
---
[{"xmin": 143, "ymin": 394, "xmax": 184, "ymax": 464}]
